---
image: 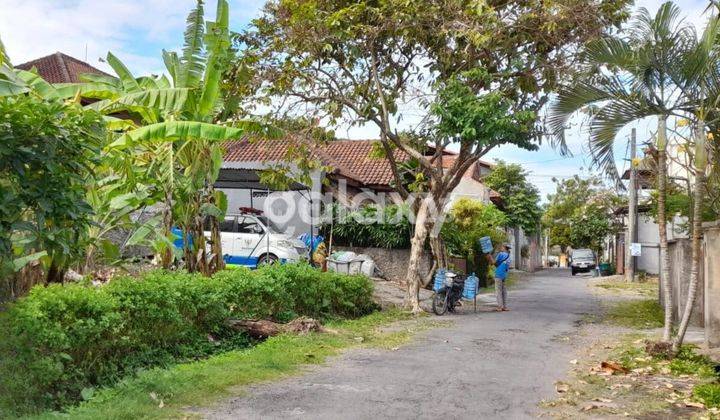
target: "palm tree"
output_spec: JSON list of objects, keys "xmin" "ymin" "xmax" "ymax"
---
[
  {"xmin": 669, "ymin": 12, "xmax": 720, "ymax": 352},
  {"xmin": 548, "ymin": 2, "xmax": 694, "ymax": 342}
]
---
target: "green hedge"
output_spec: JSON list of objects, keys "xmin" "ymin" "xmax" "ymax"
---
[{"xmin": 0, "ymin": 264, "xmax": 376, "ymax": 416}]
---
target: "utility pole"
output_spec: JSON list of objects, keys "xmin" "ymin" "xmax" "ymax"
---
[{"xmin": 625, "ymin": 128, "xmax": 638, "ymax": 282}]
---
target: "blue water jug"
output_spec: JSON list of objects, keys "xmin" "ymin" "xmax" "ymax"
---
[
  {"xmin": 463, "ymin": 273, "xmax": 479, "ymax": 299},
  {"xmin": 433, "ymin": 269, "xmax": 446, "ymax": 292},
  {"xmin": 479, "ymin": 236, "xmax": 493, "ymax": 254}
]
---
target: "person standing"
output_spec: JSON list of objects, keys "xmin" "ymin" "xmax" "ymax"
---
[{"xmin": 489, "ymin": 244, "xmax": 511, "ymax": 311}]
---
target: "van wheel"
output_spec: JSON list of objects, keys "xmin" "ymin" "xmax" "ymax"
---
[{"xmin": 258, "ymin": 254, "xmax": 279, "ymax": 265}]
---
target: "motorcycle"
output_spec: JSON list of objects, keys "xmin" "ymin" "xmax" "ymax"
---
[{"xmin": 432, "ymin": 271, "xmax": 466, "ymax": 315}]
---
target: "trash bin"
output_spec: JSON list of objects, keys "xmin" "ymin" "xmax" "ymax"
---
[{"xmin": 599, "ymin": 263, "xmax": 612, "ymax": 276}]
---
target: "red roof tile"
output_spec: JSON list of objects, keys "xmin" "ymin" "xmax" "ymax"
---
[
  {"xmin": 16, "ymin": 52, "xmax": 111, "ymax": 83},
  {"xmin": 223, "ymin": 137, "xmax": 495, "ymax": 191}
]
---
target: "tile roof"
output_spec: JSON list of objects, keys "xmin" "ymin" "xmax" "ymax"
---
[
  {"xmin": 223, "ymin": 137, "xmax": 498, "ymax": 195},
  {"xmin": 16, "ymin": 52, "xmax": 111, "ymax": 83},
  {"xmin": 321, "ymin": 140, "xmax": 406, "ymax": 186},
  {"xmin": 223, "ymin": 138, "xmax": 405, "ymax": 186}
]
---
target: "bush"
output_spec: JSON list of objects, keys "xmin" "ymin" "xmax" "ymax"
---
[{"xmin": 0, "ymin": 264, "xmax": 375, "ymax": 416}]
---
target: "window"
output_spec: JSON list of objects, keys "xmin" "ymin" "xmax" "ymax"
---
[
  {"xmin": 204, "ymin": 216, "xmax": 237, "ymax": 232},
  {"xmin": 219, "ymin": 217, "xmax": 237, "ymax": 233},
  {"xmin": 237, "ymin": 217, "xmax": 264, "ymax": 234}
]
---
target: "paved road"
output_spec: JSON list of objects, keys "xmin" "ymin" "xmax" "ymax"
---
[{"xmin": 203, "ymin": 269, "xmax": 601, "ymax": 420}]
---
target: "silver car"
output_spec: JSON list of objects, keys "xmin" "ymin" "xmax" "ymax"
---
[{"xmin": 570, "ymin": 249, "xmax": 596, "ymax": 276}]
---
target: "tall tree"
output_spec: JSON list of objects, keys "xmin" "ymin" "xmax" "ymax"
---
[
  {"xmin": 548, "ymin": 2, "xmax": 694, "ymax": 342},
  {"xmin": 482, "ymin": 161, "xmax": 542, "ymax": 235},
  {"xmin": 670, "ymin": 11, "xmax": 719, "ymax": 352},
  {"xmin": 543, "ymin": 175, "xmax": 621, "ymax": 255},
  {"xmin": 238, "ymin": 0, "xmax": 630, "ymax": 312}
]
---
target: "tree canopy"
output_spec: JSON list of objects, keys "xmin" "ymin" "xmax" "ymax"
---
[
  {"xmin": 482, "ymin": 161, "xmax": 542, "ymax": 234},
  {"xmin": 543, "ymin": 175, "xmax": 621, "ymax": 254}
]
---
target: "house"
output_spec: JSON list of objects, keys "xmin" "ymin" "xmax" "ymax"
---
[
  {"xmin": 16, "ymin": 52, "xmax": 110, "ymax": 83},
  {"xmin": 613, "ymin": 148, "xmax": 691, "ymax": 276},
  {"xmin": 218, "ymin": 137, "xmax": 501, "ymax": 237}
]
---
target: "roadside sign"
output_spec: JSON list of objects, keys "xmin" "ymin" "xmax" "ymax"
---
[{"xmin": 630, "ymin": 243, "xmax": 642, "ymax": 256}]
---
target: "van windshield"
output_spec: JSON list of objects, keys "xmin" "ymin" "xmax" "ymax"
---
[
  {"xmin": 572, "ymin": 250, "xmax": 594, "ymax": 259},
  {"xmin": 256, "ymin": 216, "xmax": 282, "ymax": 234}
]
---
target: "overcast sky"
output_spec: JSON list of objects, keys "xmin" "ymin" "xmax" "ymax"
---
[{"xmin": 0, "ymin": 0, "xmax": 711, "ymax": 199}]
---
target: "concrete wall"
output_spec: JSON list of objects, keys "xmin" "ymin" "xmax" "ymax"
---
[
  {"xmin": 663, "ymin": 239, "xmax": 704, "ymax": 328},
  {"xmin": 704, "ymin": 224, "xmax": 720, "ymax": 347},
  {"xmin": 333, "ymin": 246, "xmax": 433, "ymax": 284},
  {"xmin": 619, "ymin": 213, "xmax": 689, "ymax": 275}
]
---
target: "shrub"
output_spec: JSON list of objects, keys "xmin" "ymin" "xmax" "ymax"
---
[{"xmin": 0, "ymin": 264, "xmax": 375, "ymax": 416}]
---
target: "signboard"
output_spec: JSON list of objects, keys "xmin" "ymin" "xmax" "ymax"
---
[{"xmin": 630, "ymin": 243, "xmax": 642, "ymax": 257}]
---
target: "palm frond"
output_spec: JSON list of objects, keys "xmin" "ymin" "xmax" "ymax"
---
[
  {"xmin": 92, "ymin": 88, "xmax": 191, "ymax": 115},
  {"xmin": 162, "ymin": 49, "xmax": 181, "ymax": 87},
  {"xmin": 198, "ymin": 0, "xmax": 230, "ymax": 119},
  {"xmin": 108, "ymin": 120, "xmax": 270, "ymax": 150},
  {"xmin": 178, "ymin": 0, "xmax": 206, "ymax": 89},
  {"xmin": 106, "ymin": 52, "xmax": 141, "ymax": 93},
  {"xmin": 547, "ymin": 78, "xmax": 615, "ymax": 154}
]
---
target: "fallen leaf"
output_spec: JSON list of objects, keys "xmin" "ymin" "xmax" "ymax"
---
[
  {"xmin": 594, "ymin": 398, "xmax": 613, "ymax": 403},
  {"xmin": 391, "ymin": 347, "xmax": 399, "ymax": 351},
  {"xmin": 158, "ymin": 400, "xmax": 164, "ymax": 409},
  {"xmin": 149, "ymin": 392, "xmax": 158, "ymax": 401},
  {"xmin": 686, "ymin": 402, "xmax": 705, "ymax": 409},
  {"xmin": 570, "ymin": 359, "xmax": 578, "ymax": 365},
  {"xmin": 664, "ymin": 383, "xmax": 674, "ymax": 389},
  {"xmin": 601, "ymin": 361, "xmax": 629, "ymax": 375}
]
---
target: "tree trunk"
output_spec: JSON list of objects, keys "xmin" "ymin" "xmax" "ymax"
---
[
  {"xmin": 673, "ymin": 123, "xmax": 708, "ymax": 353},
  {"xmin": 226, "ymin": 317, "xmax": 328, "ymax": 339},
  {"xmin": 45, "ymin": 258, "xmax": 66, "ymax": 284},
  {"xmin": 657, "ymin": 117, "xmax": 673, "ymax": 342},
  {"xmin": 405, "ymin": 198, "xmax": 431, "ymax": 313},
  {"xmin": 160, "ymin": 191, "xmax": 174, "ymax": 269}
]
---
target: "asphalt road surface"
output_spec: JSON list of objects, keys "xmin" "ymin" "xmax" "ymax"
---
[{"xmin": 202, "ymin": 269, "xmax": 600, "ymax": 419}]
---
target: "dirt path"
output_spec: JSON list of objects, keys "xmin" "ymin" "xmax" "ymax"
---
[{"xmin": 200, "ymin": 269, "xmax": 601, "ymax": 419}]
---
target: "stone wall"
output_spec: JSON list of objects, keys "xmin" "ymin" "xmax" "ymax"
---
[{"xmin": 332, "ymin": 246, "xmax": 432, "ymax": 284}]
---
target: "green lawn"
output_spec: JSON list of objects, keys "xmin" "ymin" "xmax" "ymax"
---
[
  {"xmin": 605, "ymin": 299, "xmax": 664, "ymax": 329},
  {"xmin": 31, "ymin": 310, "xmax": 430, "ymax": 420},
  {"xmin": 594, "ymin": 278, "xmax": 659, "ymax": 298}
]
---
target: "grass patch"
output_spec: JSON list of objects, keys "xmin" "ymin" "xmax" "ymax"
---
[
  {"xmin": 29, "ymin": 309, "xmax": 427, "ymax": 419},
  {"xmin": 605, "ymin": 299, "xmax": 664, "ymax": 329},
  {"xmin": 611, "ymin": 336, "xmax": 717, "ymax": 379},
  {"xmin": 594, "ymin": 278, "xmax": 658, "ymax": 297},
  {"xmin": 693, "ymin": 384, "xmax": 720, "ymax": 408}
]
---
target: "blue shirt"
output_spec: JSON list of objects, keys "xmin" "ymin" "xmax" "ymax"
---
[{"xmin": 495, "ymin": 251, "xmax": 510, "ymax": 280}]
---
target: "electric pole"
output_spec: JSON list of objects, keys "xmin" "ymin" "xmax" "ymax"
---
[{"xmin": 625, "ymin": 128, "xmax": 638, "ymax": 282}]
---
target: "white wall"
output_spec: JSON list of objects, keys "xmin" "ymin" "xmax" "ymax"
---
[{"xmin": 624, "ymin": 213, "xmax": 689, "ymax": 275}]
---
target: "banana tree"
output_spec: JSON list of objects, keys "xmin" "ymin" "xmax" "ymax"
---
[
  {"xmin": 548, "ymin": 2, "xmax": 694, "ymax": 342},
  {"xmin": 70, "ymin": 0, "xmax": 276, "ymax": 274}
]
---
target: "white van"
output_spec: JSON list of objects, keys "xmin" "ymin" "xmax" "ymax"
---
[{"xmin": 214, "ymin": 213, "xmax": 309, "ymax": 267}]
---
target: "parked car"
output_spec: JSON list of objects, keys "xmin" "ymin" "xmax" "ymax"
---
[
  {"xmin": 569, "ymin": 248, "xmax": 596, "ymax": 276},
  {"xmin": 173, "ymin": 212, "xmax": 309, "ymax": 268}
]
